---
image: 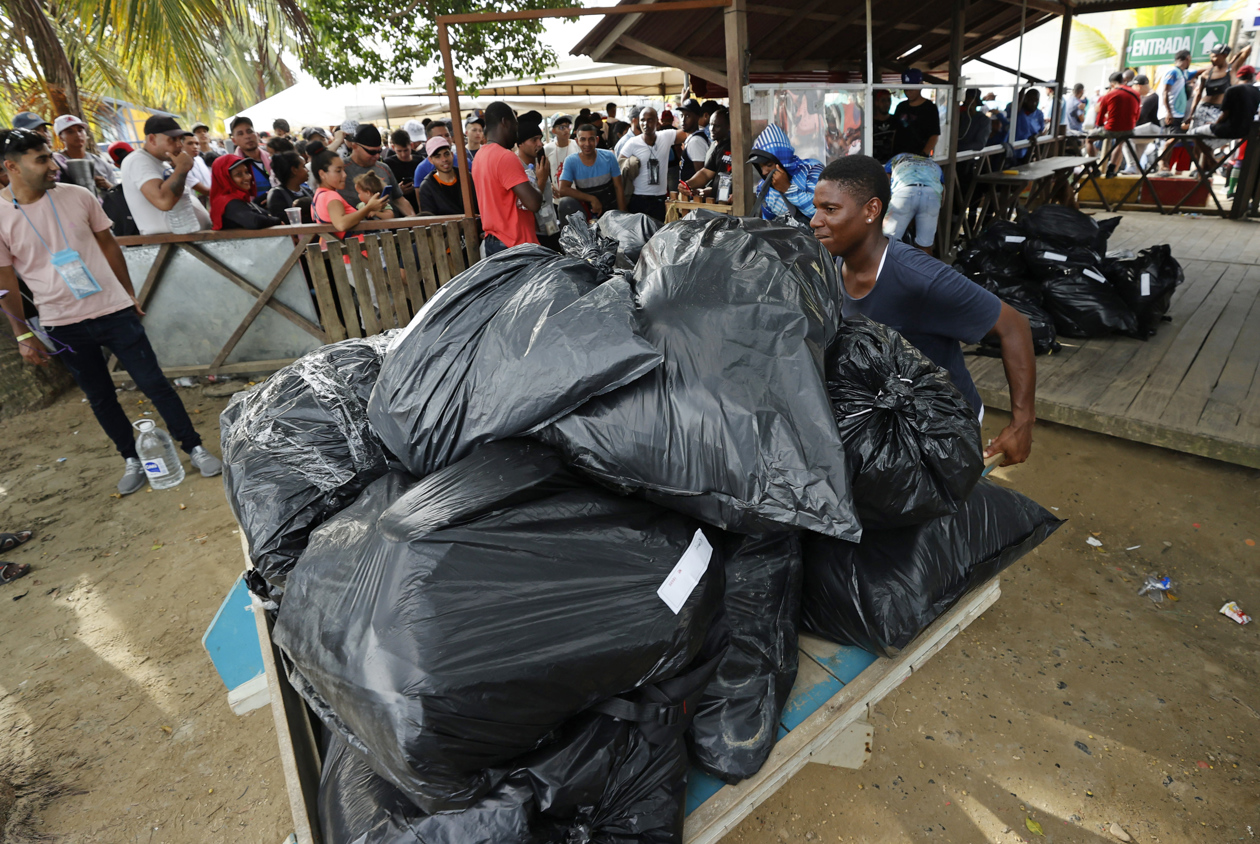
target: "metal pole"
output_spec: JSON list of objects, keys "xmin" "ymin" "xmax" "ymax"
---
[
  {"xmin": 382, "ymin": 98, "xmax": 391, "ymax": 132},
  {"xmin": 1008, "ymin": 0, "xmax": 1027, "ymax": 147},
  {"xmin": 437, "ymin": 21, "xmax": 475, "ymax": 220},
  {"xmin": 1050, "ymin": 7, "xmax": 1073, "ymax": 138},
  {"xmin": 940, "ymin": 0, "xmax": 966, "ymax": 256},
  {"xmin": 864, "ymin": 0, "xmax": 874, "ymax": 157}
]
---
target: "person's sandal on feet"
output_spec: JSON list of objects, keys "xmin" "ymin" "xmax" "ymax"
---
[
  {"xmin": 0, "ymin": 530, "xmax": 33, "ymax": 553},
  {"xmin": 190, "ymin": 446, "xmax": 222, "ymax": 478},
  {"xmin": 119, "ymin": 457, "xmax": 146, "ymax": 495}
]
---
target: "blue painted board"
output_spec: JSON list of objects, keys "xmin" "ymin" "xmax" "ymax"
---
[
  {"xmin": 684, "ymin": 640, "xmax": 878, "ymax": 816},
  {"xmin": 201, "ymin": 574, "xmax": 265, "ymax": 690}
]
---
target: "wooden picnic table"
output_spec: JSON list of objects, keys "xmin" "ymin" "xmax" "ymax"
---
[
  {"xmin": 974, "ymin": 154, "xmax": 1106, "ymax": 225},
  {"xmin": 665, "ymin": 197, "xmax": 734, "ymax": 222}
]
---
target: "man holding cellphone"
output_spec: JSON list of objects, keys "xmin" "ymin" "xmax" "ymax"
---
[{"xmin": 340, "ymin": 124, "xmax": 414, "ymax": 217}]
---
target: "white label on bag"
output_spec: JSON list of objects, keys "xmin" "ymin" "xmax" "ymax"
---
[
  {"xmin": 1004, "ymin": 235, "xmax": 1026, "ymax": 243},
  {"xmin": 143, "ymin": 458, "xmax": 169, "ymax": 476},
  {"xmin": 1083, "ymin": 268, "xmax": 1106, "ymax": 282},
  {"xmin": 657, "ymin": 529, "xmax": 713, "ymax": 614},
  {"xmin": 1141, "ymin": 272, "xmax": 1151, "ymax": 296},
  {"xmin": 1043, "ymin": 251, "xmax": 1067, "ymax": 262}
]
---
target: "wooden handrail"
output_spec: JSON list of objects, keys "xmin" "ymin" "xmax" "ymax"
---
[{"xmin": 116, "ymin": 215, "xmax": 468, "ymax": 247}]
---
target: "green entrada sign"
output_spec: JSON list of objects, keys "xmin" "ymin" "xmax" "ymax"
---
[{"xmin": 1125, "ymin": 22, "xmax": 1233, "ymax": 66}]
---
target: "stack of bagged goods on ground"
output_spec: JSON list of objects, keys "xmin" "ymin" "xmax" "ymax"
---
[
  {"xmin": 221, "ymin": 216, "xmax": 1062, "ymax": 842},
  {"xmin": 956, "ymin": 207, "xmax": 1183, "ymax": 344},
  {"xmin": 557, "ymin": 210, "xmax": 662, "ymax": 276},
  {"xmin": 219, "ymin": 334, "xmax": 395, "ymax": 605},
  {"xmin": 800, "ymin": 314, "xmax": 1062, "ymax": 656}
]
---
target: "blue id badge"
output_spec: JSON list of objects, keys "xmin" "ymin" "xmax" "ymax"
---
[{"xmin": 51, "ymin": 249, "xmax": 101, "ymax": 299}]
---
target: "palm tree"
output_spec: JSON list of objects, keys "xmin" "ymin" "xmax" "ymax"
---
[{"xmin": 0, "ymin": 0, "xmax": 308, "ymax": 126}]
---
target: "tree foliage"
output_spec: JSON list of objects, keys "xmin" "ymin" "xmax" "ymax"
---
[{"xmin": 299, "ymin": 0, "xmax": 580, "ymax": 92}]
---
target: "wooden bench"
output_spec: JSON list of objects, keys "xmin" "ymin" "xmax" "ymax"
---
[
  {"xmin": 974, "ymin": 155, "xmax": 1106, "ymax": 224},
  {"xmin": 241, "ymin": 535, "xmax": 1001, "ymax": 844}
]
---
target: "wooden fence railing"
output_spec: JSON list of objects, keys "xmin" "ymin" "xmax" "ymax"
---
[{"xmin": 113, "ymin": 216, "xmax": 479, "ymax": 381}]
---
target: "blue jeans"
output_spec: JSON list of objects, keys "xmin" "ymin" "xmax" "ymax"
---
[
  {"xmin": 45, "ymin": 308, "xmax": 201, "ymax": 460},
  {"xmin": 884, "ymin": 185, "xmax": 942, "ymax": 247}
]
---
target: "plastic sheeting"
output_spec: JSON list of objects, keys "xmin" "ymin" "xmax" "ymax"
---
[
  {"xmin": 1042, "ymin": 269, "xmax": 1140, "ymax": 339},
  {"xmin": 538, "ymin": 215, "xmax": 860, "ymax": 540},
  {"xmin": 1105, "ymin": 244, "xmax": 1184, "ymax": 338},
  {"xmin": 801, "ymin": 480, "xmax": 1063, "ymax": 657},
  {"xmin": 558, "ymin": 212, "xmax": 617, "ymax": 280},
  {"xmin": 367, "ymin": 245, "xmax": 662, "ymax": 480},
  {"xmin": 219, "ymin": 334, "xmax": 394, "ymax": 602},
  {"xmin": 596, "ymin": 211, "xmax": 661, "ymax": 269},
  {"xmin": 688, "ymin": 533, "xmax": 802, "ymax": 783},
  {"xmin": 826, "ymin": 317, "xmax": 984, "ymax": 528},
  {"xmin": 274, "ymin": 439, "xmax": 724, "ymax": 813}
]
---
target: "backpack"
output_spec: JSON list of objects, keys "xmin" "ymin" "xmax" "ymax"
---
[{"xmin": 101, "ymin": 184, "xmax": 138, "ymax": 237}]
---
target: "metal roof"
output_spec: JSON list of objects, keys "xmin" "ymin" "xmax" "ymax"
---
[{"xmin": 570, "ymin": 0, "xmax": 1212, "ymax": 82}]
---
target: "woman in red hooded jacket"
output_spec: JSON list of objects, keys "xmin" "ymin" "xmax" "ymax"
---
[{"xmin": 209, "ymin": 154, "xmax": 285, "ymax": 231}]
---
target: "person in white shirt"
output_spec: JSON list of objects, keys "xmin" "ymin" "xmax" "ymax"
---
[
  {"xmin": 613, "ymin": 105, "xmax": 644, "ymax": 157},
  {"xmin": 543, "ymin": 114, "xmax": 573, "ymax": 203},
  {"xmin": 119, "ymin": 115, "xmax": 211, "ymax": 235},
  {"xmin": 181, "ymin": 132, "xmax": 212, "ymax": 199},
  {"xmin": 51, "ymin": 115, "xmax": 116, "ymax": 193},
  {"xmin": 676, "ymin": 98, "xmax": 711, "ymax": 183},
  {"xmin": 617, "ymin": 106, "xmax": 689, "ymax": 222}
]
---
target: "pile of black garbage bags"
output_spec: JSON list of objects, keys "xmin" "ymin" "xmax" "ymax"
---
[
  {"xmin": 956, "ymin": 206, "xmax": 1184, "ymax": 349},
  {"xmin": 221, "ymin": 215, "xmax": 1061, "ymax": 843}
]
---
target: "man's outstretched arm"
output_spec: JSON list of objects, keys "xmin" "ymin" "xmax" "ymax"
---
[{"xmin": 985, "ymin": 302, "xmax": 1036, "ymax": 465}]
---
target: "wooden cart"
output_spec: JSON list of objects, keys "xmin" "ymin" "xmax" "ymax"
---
[{"xmin": 244, "ymin": 536, "xmax": 1001, "ymax": 844}]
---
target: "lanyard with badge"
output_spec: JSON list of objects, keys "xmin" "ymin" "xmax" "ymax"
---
[
  {"xmin": 9, "ymin": 190, "xmax": 102, "ymax": 299},
  {"xmin": 647, "ymin": 138, "xmax": 661, "ymax": 186}
]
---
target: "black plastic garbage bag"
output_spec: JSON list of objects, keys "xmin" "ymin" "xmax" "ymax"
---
[
  {"xmin": 220, "ymin": 334, "xmax": 394, "ymax": 603},
  {"xmin": 1105, "ymin": 244, "xmax": 1183, "ymax": 338},
  {"xmin": 978, "ymin": 297, "xmax": 1060, "ymax": 356},
  {"xmin": 1024, "ymin": 238, "xmax": 1102, "ymax": 280},
  {"xmin": 596, "ymin": 210, "xmax": 661, "ymax": 269},
  {"xmin": 1024, "ymin": 204, "xmax": 1116, "ymax": 253},
  {"xmin": 1042, "ymin": 268, "xmax": 1140, "ymax": 338},
  {"xmin": 972, "ymin": 220, "xmax": 1029, "ymax": 255},
  {"xmin": 559, "ymin": 212, "xmax": 617, "ymax": 279},
  {"xmin": 956, "ymin": 245, "xmax": 1028, "ymax": 289},
  {"xmin": 367, "ymin": 245, "xmax": 662, "ymax": 479},
  {"xmin": 801, "ymin": 480, "xmax": 1063, "ymax": 657},
  {"xmin": 319, "ymin": 633, "xmax": 724, "ymax": 844},
  {"xmin": 688, "ymin": 533, "xmax": 802, "ymax": 783},
  {"xmin": 274, "ymin": 439, "xmax": 724, "ymax": 813},
  {"xmin": 319, "ymin": 733, "xmax": 534, "ymax": 844},
  {"xmin": 825, "ymin": 316, "xmax": 984, "ymax": 529},
  {"xmin": 538, "ymin": 215, "xmax": 860, "ymax": 540}
]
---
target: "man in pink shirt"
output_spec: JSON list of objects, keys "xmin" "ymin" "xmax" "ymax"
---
[{"xmin": 0, "ymin": 128, "xmax": 221, "ymax": 495}]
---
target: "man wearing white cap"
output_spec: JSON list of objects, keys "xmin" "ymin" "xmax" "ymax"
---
[{"xmin": 52, "ymin": 115, "xmax": 115, "ymax": 193}]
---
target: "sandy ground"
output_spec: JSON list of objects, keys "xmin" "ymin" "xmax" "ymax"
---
[{"xmin": 0, "ymin": 386, "xmax": 1256, "ymax": 844}]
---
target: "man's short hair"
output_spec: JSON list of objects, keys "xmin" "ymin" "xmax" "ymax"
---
[
  {"xmin": 701, "ymin": 100, "xmax": 721, "ymax": 116},
  {"xmin": 0, "ymin": 128, "xmax": 48, "ymax": 162},
  {"xmin": 273, "ymin": 118, "xmax": 290, "ymax": 132},
  {"xmin": 628, "ymin": 105, "xmax": 642, "ymax": 119},
  {"xmin": 1175, "ymin": 49, "xmax": 1191, "ymax": 61},
  {"xmin": 819, "ymin": 156, "xmax": 891, "ymax": 220},
  {"xmin": 575, "ymin": 123, "xmax": 599, "ymax": 136},
  {"xmin": 391, "ymin": 128, "xmax": 411, "ymax": 147},
  {"xmin": 1122, "ymin": 69, "xmax": 1135, "ymax": 82},
  {"xmin": 484, "ymin": 101, "xmax": 515, "ymax": 133},
  {"xmin": 1072, "ymin": 83, "xmax": 1085, "ymax": 92},
  {"xmin": 711, "ymin": 106, "xmax": 729, "ymax": 120},
  {"xmin": 1109, "ymin": 71, "xmax": 1124, "ymax": 84},
  {"xmin": 230, "ymin": 115, "xmax": 254, "ymax": 133},
  {"xmin": 606, "ymin": 102, "xmax": 616, "ymax": 111}
]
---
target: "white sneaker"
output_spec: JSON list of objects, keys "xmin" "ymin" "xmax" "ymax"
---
[
  {"xmin": 190, "ymin": 446, "xmax": 223, "ymax": 478},
  {"xmin": 118, "ymin": 458, "xmax": 146, "ymax": 495}
]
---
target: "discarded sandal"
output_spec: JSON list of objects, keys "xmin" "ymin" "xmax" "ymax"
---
[
  {"xmin": 0, "ymin": 530, "xmax": 32, "ymax": 553},
  {"xmin": 0, "ymin": 562, "xmax": 31, "ymax": 585}
]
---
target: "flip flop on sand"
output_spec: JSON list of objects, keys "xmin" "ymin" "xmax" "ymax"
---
[
  {"xmin": 1, "ymin": 562, "xmax": 31, "ymax": 585},
  {"xmin": 0, "ymin": 530, "xmax": 33, "ymax": 553}
]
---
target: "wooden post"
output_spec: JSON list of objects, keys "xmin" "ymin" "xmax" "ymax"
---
[
  {"xmin": 725, "ymin": 0, "xmax": 751, "ymax": 215},
  {"xmin": 1229, "ymin": 122, "xmax": 1260, "ymax": 219},
  {"xmin": 939, "ymin": 0, "xmax": 967, "ymax": 256},
  {"xmin": 1050, "ymin": 7, "xmax": 1073, "ymax": 134},
  {"xmin": 437, "ymin": 21, "xmax": 475, "ymax": 220}
]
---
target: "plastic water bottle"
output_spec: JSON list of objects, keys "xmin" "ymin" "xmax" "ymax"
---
[
  {"xmin": 132, "ymin": 419, "xmax": 185, "ymax": 489},
  {"xmin": 166, "ymin": 196, "xmax": 202, "ymax": 235}
]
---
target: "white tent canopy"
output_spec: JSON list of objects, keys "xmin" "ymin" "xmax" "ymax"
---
[{"xmin": 230, "ymin": 60, "xmax": 688, "ymax": 132}]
